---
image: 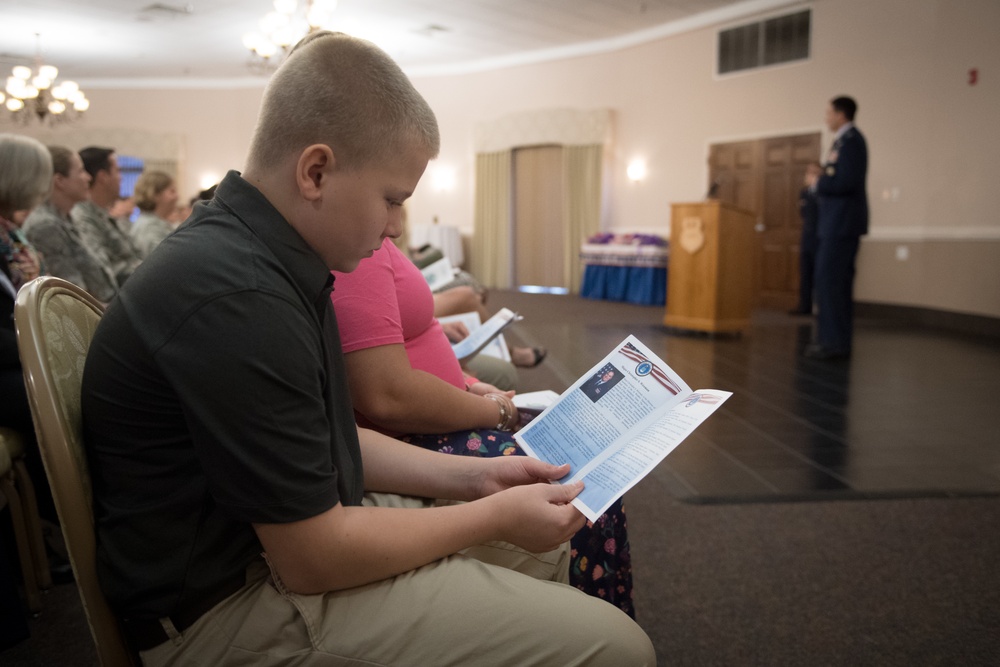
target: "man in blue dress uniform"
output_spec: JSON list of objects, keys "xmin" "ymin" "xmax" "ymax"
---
[{"xmin": 805, "ymin": 96, "xmax": 868, "ymax": 360}]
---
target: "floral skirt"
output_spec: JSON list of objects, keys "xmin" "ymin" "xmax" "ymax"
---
[{"xmin": 400, "ymin": 428, "xmax": 635, "ymax": 619}]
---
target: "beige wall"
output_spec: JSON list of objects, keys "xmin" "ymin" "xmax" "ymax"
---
[
  {"xmin": 10, "ymin": 0, "xmax": 998, "ymax": 317},
  {"xmin": 406, "ymin": 0, "xmax": 1000, "ymax": 317},
  {"xmin": 13, "ymin": 86, "xmax": 264, "ymax": 202}
]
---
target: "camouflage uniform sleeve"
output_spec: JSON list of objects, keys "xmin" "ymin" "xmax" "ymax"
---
[
  {"xmin": 26, "ymin": 217, "xmax": 118, "ymax": 303},
  {"xmin": 73, "ymin": 204, "xmax": 110, "ymax": 262},
  {"xmin": 132, "ymin": 218, "xmax": 174, "ymax": 259},
  {"xmin": 75, "ymin": 243, "xmax": 119, "ymax": 303},
  {"xmin": 73, "ymin": 204, "xmax": 141, "ymax": 282},
  {"xmin": 25, "ymin": 218, "xmax": 87, "ymax": 287}
]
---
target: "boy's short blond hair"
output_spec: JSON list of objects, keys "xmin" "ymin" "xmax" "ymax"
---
[{"xmin": 245, "ymin": 31, "xmax": 439, "ymax": 173}]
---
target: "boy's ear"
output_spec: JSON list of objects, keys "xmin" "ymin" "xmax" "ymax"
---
[{"xmin": 295, "ymin": 144, "xmax": 336, "ymax": 202}]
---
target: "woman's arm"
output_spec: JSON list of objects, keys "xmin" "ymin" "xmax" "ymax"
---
[{"xmin": 344, "ymin": 343, "xmax": 517, "ymax": 434}]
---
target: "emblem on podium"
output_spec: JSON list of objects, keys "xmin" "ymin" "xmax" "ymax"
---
[{"xmin": 679, "ymin": 216, "xmax": 705, "ymax": 254}]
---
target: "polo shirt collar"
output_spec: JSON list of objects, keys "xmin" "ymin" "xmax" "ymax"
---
[{"xmin": 212, "ymin": 170, "xmax": 334, "ymax": 303}]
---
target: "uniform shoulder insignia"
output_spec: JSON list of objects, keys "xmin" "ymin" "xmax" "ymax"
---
[{"xmin": 825, "ymin": 166, "xmax": 836, "ymax": 176}]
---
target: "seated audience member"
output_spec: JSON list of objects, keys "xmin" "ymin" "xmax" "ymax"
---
[
  {"xmin": 130, "ymin": 170, "xmax": 179, "ymax": 258},
  {"xmin": 80, "ymin": 32, "xmax": 652, "ymax": 665},
  {"xmin": 73, "ymin": 146, "xmax": 142, "ymax": 285},
  {"xmin": 173, "ymin": 183, "xmax": 218, "ymax": 228},
  {"xmin": 193, "ymin": 183, "xmax": 217, "ymax": 204},
  {"xmin": 434, "ymin": 282, "xmax": 547, "ymax": 368},
  {"xmin": 332, "ymin": 236, "xmax": 635, "ymax": 616},
  {"xmin": 0, "ymin": 134, "xmax": 70, "ymax": 602},
  {"xmin": 169, "ymin": 184, "xmax": 216, "ymax": 228},
  {"xmin": 403, "ymin": 229, "xmax": 487, "ymax": 297},
  {"xmin": 109, "ymin": 196, "xmax": 137, "ymax": 223},
  {"xmin": 392, "ymin": 210, "xmax": 543, "ymax": 371},
  {"xmin": 463, "ymin": 345, "xmax": 520, "ymax": 392},
  {"xmin": 430, "ymin": 302, "xmax": 519, "ymax": 391},
  {"xmin": 1, "ymin": 133, "xmax": 50, "ymax": 479},
  {"xmin": 23, "ymin": 146, "xmax": 118, "ymax": 303}
]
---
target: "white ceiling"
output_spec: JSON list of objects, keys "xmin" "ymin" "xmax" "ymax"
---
[{"xmin": 0, "ymin": 0, "xmax": 798, "ymax": 85}]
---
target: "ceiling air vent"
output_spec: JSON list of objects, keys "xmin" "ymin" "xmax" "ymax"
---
[
  {"xmin": 718, "ymin": 9, "xmax": 810, "ymax": 75},
  {"xmin": 137, "ymin": 3, "xmax": 195, "ymax": 21},
  {"xmin": 414, "ymin": 24, "xmax": 451, "ymax": 37}
]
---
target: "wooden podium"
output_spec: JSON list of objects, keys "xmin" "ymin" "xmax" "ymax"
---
[{"xmin": 663, "ymin": 200, "xmax": 755, "ymax": 334}]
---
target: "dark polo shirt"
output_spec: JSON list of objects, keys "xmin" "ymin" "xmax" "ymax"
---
[{"xmin": 82, "ymin": 170, "xmax": 363, "ymax": 619}]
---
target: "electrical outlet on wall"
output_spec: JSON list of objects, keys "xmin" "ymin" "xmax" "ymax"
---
[{"xmin": 896, "ymin": 245, "xmax": 909, "ymax": 261}]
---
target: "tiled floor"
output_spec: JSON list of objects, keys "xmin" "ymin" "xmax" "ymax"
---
[
  {"xmin": 498, "ymin": 290, "xmax": 1000, "ymax": 504},
  {"xmin": 6, "ymin": 290, "xmax": 999, "ymax": 666}
]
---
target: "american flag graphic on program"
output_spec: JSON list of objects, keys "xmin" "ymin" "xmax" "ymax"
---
[
  {"xmin": 683, "ymin": 393, "xmax": 723, "ymax": 407},
  {"xmin": 618, "ymin": 342, "xmax": 683, "ymax": 395}
]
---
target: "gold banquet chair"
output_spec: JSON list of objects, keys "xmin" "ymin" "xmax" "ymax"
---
[{"xmin": 14, "ymin": 276, "xmax": 136, "ymax": 667}]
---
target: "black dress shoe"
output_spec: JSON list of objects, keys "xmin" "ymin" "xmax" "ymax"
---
[
  {"xmin": 46, "ymin": 549, "xmax": 75, "ymax": 585},
  {"xmin": 803, "ymin": 344, "xmax": 850, "ymax": 360},
  {"xmin": 787, "ymin": 307, "xmax": 812, "ymax": 315},
  {"xmin": 50, "ymin": 561, "xmax": 75, "ymax": 585}
]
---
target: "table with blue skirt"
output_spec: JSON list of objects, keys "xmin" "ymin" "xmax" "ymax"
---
[{"xmin": 579, "ymin": 243, "xmax": 669, "ymax": 306}]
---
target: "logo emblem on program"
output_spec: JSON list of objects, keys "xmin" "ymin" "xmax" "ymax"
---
[{"xmin": 636, "ymin": 361, "xmax": 653, "ymax": 377}]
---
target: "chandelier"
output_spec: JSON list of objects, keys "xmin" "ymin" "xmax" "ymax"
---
[
  {"xmin": 242, "ymin": 0, "xmax": 338, "ymax": 71},
  {"xmin": 2, "ymin": 35, "xmax": 89, "ymax": 124}
]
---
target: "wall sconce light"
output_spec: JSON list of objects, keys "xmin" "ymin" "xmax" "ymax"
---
[
  {"xmin": 626, "ymin": 159, "xmax": 647, "ymax": 182},
  {"xmin": 431, "ymin": 164, "xmax": 456, "ymax": 192}
]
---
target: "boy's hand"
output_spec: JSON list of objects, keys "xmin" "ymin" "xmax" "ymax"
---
[
  {"xmin": 492, "ymin": 481, "xmax": 587, "ymax": 553},
  {"xmin": 476, "ymin": 456, "xmax": 571, "ymax": 497}
]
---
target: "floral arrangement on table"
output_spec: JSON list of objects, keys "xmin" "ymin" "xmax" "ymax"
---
[{"xmin": 587, "ymin": 232, "xmax": 667, "ymax": 246}]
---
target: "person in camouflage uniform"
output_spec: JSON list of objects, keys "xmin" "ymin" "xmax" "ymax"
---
[
  {"xmin": 131, "ymin": 170, "xmax": 179, "ymax": 259},
  {"xmin": 23, "ymin": 146, "xmax": 118, "ymax": 303},
  {"xmin": 72, "ymin": 146, "xmax": 142, "ymax": 286}
]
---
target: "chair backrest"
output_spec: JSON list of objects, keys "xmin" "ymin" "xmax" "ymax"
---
[{"xmin": 14, "ymin": 277, "xmax": 136, "ymax": 667}]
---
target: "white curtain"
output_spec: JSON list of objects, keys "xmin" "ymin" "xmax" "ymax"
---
[
  {"xmin": 562, "ymin": 144, "xmax": 603, "ymax": 293},
  {"xmin": 471, "ymin": 150, "xmax": 513, "ymax": 288}
]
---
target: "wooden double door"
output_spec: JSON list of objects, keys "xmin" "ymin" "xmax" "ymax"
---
[{"xmin": 709, "ymin": 133, "xmax": 821, "ymax": 310}]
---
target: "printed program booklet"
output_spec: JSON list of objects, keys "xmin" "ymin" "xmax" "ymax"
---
[
  {"xmin": 420, "ymin": 255, "xmax": 457, "ymax": 292},
  {"xmin": 437, "ymin": 311, "xmax": 512, "ymax": 362},
  {"xmin": 447, "ymin": 308, "xmax": 522, "ymax": 363},
  {"xmin": 514, "ymin": 335, "xmax": 732, "ymax": 522}
]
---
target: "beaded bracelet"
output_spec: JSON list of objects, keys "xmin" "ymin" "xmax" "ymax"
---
[{"xmin": 485, "ymin": 393, "xmax": 514, "ymax": 431}]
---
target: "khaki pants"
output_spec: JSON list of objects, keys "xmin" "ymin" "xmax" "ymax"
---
[
  {"xmin": 463, "ymin": 354, "xmax": 519, "ymax": 392},
  {"xmin": 142, "ymin": 493, "xmax": 655, "ymax": 666}
]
